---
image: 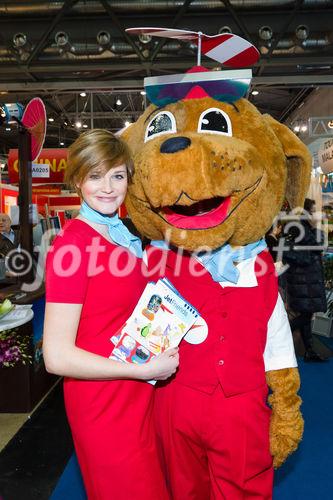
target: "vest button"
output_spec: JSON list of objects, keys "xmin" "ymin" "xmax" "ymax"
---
[
  {"xmin": 220, "ymin": 335, "xmax": 225, "ymax": 341},
  {"xmin": 221, "ymin": 312, "xmax": 227, "ymax": 318},
  {"xmin": 218, "ymin": 359, "xmax": 224, "ymax": 366}
]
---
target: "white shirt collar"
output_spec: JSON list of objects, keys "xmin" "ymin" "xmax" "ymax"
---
[
  {"xmin": 2, "ymin": 229, "xmax": 15, "ymax": 243},
  {"xmin": 219, "ymin": 256, "xmax": 258, "ymax": 288}
]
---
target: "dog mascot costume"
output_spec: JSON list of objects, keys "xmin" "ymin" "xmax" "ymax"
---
[{"xmin": 122, "ymin": 29, "xmax": 311, "ymax": 500}]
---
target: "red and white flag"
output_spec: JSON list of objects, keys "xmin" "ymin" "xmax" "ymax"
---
[{"xmin": 126, "ymin": 27, "xmax": 259, "ymax": 68}]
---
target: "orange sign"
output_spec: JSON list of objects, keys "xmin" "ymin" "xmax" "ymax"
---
[
  {"xmin": 32, "ymin": 186, "xmax": 62, "ymax": 195},
  {"xmin": 8, "ymin": 148, "xmax": 68, "ymax": 183}
]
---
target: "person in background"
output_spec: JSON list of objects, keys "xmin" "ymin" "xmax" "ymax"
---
[
  {"xmin": 32, "ymin": 213, "xmax": 44, "ymax": 249},
  {"xmin": 265, "ymin": 220, "xmax": 287, "ymax": 298},
  {"xmin": 265, "ymin": 221, "xmax": 283, "ymax": 263},
  {"xmin": 283, "ymin": 198, "xmax": 328, "ymax": 362},
  {"xmin": 0, "ymin": 213, "xmax": 19, "ymax": 257},
  {"xmin": 43, "ymin": 129, "xmax": 178, "ymax": 499}
]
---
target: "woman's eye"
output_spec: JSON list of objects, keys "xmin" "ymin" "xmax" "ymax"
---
[
  {"xmin": 113, "ymin": 174, "xmax": 125, "ymax": 180},
  {"xmin": 145, "ymin": 111, "xmax": 177, "ymax": 142},
  {"xmin": 198, "ymin": 108, "xmax": 232, "ymax": 136},
  {"xmin": 89, "ymin": 174, "xmax": 100, "ymax": 180}
]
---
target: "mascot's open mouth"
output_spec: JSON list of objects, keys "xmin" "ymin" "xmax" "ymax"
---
[
  {"xmin": 157, "ymin": 178, "xmax": 262, "ymax": 230},
  {"xmin": 162, "ymin": 197, "xmax": 231, "ymax": 229}
]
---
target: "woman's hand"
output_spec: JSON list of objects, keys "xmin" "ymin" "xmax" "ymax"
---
[{"xmin": 140, "ymin": 347, "xmax": 179, "ymax": 381}]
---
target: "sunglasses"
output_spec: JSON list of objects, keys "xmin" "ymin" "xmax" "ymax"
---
[{"xmin": 145, "ymin": 73, "xmax": 251, "ymax": 107}]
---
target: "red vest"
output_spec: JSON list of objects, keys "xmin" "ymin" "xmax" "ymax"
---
[{"xmin": 146, "ymin": 247, "xmax": 278, "ymax": 397}]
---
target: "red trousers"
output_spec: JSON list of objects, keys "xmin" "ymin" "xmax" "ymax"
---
[
  {"xmin": 65, "ymin": 378, "xmax": 170, "ymax": 500},
  {"xmin": 154, "ymin": 382, "xmax": 273, "ymax": 500}
]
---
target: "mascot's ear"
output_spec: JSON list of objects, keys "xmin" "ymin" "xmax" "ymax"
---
[
  {"xmin": 263, "ymin": 114, "xmax": 312, "ymax": 210},
  {"xmin": 119, "ymin": 122, "xmax": 141, "ymax": 154},
  {"xmin": 116, "ymin": 124, "xmax": 134, "ymax": 139}
]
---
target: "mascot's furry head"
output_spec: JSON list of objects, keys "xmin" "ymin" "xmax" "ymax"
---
[{"xmin": 123, "ymin": 68, "xmax": 311, "ymax": 251}]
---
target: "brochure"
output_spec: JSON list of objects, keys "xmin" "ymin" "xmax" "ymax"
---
[{"xmin": 110, "ymin": 278, "xmax": 199, "ymax": 371}]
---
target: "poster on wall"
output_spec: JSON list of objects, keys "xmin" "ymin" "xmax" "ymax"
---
[
  {"xmin": 318, "ymin": 139, "xmax": 333, "ymax": 174},
  {"xmin": 4, "ymin": 195, "xmax": 17, "ymax": 215}
]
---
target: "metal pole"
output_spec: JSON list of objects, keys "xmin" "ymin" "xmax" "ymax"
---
[
  {"xmin": 90, "ymin": 93, "xmax": 94, "ymax": 129},
  {"xmin": 18, "ymin": 123, "xmax": 34, "ymax": 284},
  {"xmin": 197, "ymin": 32, "xmax": 202, "ymax": 66}
]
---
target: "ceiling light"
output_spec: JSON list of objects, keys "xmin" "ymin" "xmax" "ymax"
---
[
  {"xmin": 139, "ymin": 34, "xmax": 152, "ymax": 44},
  {"xmin": 295, "ymin": 25, "xmax": 309, "ymax": 41},
  {"xmin": 55, "ymin": 31, "xmax": 69, "ymax": 47},
  {"xmin": 60, "ymin": 141, "xmax": 65, "ymax": 146},
  {"xmin": 124, "ymin": 120, "xmax": 131, "ymax": 127},
  {"xmin": 80, "ymin": 92, "xmax": 86, "ymax": 97},
  {"xmin": 75, "ymin": 120, "xmax": 82, "ymax": 128},
  {"xmin": 48, "ymin": 117, "xmax": 54, "ymax": 122},
  {"xmin": 259, "ymin": 26, "xmax": 273, "ymax": 41},
  {"xmin": 293, "ymin": 125, "xmax": 300, "ymax": 133},
  {"xmin": 218, "ymin": 26, "xmax": 232, "ymax": 35},
  {"xmin": 328, "ymin": 120, "xmax": 333, "ymax": 129},
  {"xmin": 116, "ymin": 98, "xmax": 122, "ymax": 106},
  {"xmin": 301, "ymin": 124, "xmax": 307, "ymax": 132},
  {"xmin": 251, "ymin": 90, "xmax": 259, "ymax": 96},
  {"xmin": 83, "ymin": 124, "xmax": 88, "ymax": 128},
  {"xmin": 5, "ymin": 127, "xmax": 11, "ymax": 131},
  {"xmin": 140, "ymin": 91, "xmax": 146, "ymax": 96},
  {"xmin": 13, "ymin": 33, "xmax": 27, "ymax": 48},
  {"xmin": 97, "ymin": 30, "xmax": 111, "ymax": 46}
]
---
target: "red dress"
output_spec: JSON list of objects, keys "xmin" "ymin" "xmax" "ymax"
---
[{"xmin": 46, "ymin": 219, "xmax": 169, "ymax": 500}]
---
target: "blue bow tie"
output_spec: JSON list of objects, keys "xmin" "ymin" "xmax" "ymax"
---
[
  {"xmin": 151, "ymin": 239, "xmax": 267, "ymax": 284},
  {"xmin": 79, "ymin": 201, "xmax": 143, "ymax": 258}
]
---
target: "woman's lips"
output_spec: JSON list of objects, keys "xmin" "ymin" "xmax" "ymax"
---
[
  {"xmin": 96, "ymin": 197, "xmax": 117, "ymax": 202},
  {"xmin": 162, "ymin": 197, "xmax": 232, "ymax": 229}
]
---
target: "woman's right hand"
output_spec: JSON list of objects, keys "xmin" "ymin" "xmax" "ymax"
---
[{"xmin": 141, "ymin": 347, "xmax": 179, "ymax": 381}]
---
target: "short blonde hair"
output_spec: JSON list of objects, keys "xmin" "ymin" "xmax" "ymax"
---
[{"xmin": 65, "ymin": 129, "xmax": 133, "ymax": 192}]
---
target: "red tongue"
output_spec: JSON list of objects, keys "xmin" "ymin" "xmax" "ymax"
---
[{"xmin": 163, "ymin": 197, "xmax": 231, "ymax": 229}]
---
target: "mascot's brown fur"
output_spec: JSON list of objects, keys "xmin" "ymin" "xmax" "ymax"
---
[{"xmin": 123, "ymin": 95, "xmax": 311, "ymax": 468}]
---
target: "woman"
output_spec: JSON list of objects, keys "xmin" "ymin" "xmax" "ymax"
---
[
  {"xmin": 283, "ymin": 198, "xmax": 327, "ymax": 362},
  {"xmin": 265, "ymin": 221, "xmax": 282, "ymax": 264},
  {"xmin": 43, "ymin": 129, "xmax": 178, "ymax": 499}
]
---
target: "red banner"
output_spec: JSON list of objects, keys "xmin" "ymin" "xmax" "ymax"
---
[{"xmin": 8, "ymin": 148, "xmax": 68, "ymax": 184}]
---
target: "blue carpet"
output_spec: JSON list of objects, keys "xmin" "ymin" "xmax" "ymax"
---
[
  {"xmin": 274, "ymin": 357, "xmax": 333, "ymax": 500},
  {"xmin": 50, "ymin": 454, "xmax": 86, "ymax": 500},
  {"xmin": 51, "ymin": 359, "xmax": 333, "ymax": 500}
]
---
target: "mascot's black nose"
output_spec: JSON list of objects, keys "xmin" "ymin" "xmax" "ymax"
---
[{"xmin": 160, "ymin": 136, "xmax": 191, "ymax": 154}]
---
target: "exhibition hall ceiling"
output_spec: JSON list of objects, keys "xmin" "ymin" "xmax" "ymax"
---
[{"xmin": 0, "ymin": 0, "xmax": 332, "ymax": 149}]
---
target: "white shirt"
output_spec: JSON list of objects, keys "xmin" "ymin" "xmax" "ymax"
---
[
  {"xmin": 2, "ymin": 229, "xmax": 15, "ymax": 243},
  {"xmin": 220, "ymin": 256, "xmax": 297, "ymax": 371}
]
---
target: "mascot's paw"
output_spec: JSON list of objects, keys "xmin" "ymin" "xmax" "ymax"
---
[{"xmin": 266, "ymin": 367, "xmax": 304, "ymax": 469}]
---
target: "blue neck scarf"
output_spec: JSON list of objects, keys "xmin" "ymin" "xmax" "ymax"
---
[
  {"xmin": 79, "ymin": 201, "xmax": 143, "ymax": 258},
  {"xmin": 151, "ymin": 238, "xmax": 267, "ymax": 284}
]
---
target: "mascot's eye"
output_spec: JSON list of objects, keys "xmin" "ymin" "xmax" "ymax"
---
[
  {"xmin": 197, "ymin": 108, "xmax": 232, "ymax": 137},
  {"xmin": 145, "ymin": 111, "xmax": 177, "ymax": 142}
]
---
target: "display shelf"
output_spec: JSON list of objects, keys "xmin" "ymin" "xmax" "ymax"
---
[{"xmin": 0, "ymin": 285, "xmax": 58, "ymax": 413}]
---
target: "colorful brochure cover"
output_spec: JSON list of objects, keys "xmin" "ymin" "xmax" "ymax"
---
[{"xmin": 110, "ymin": 278, "xmax": 198, "ymax": 367}]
